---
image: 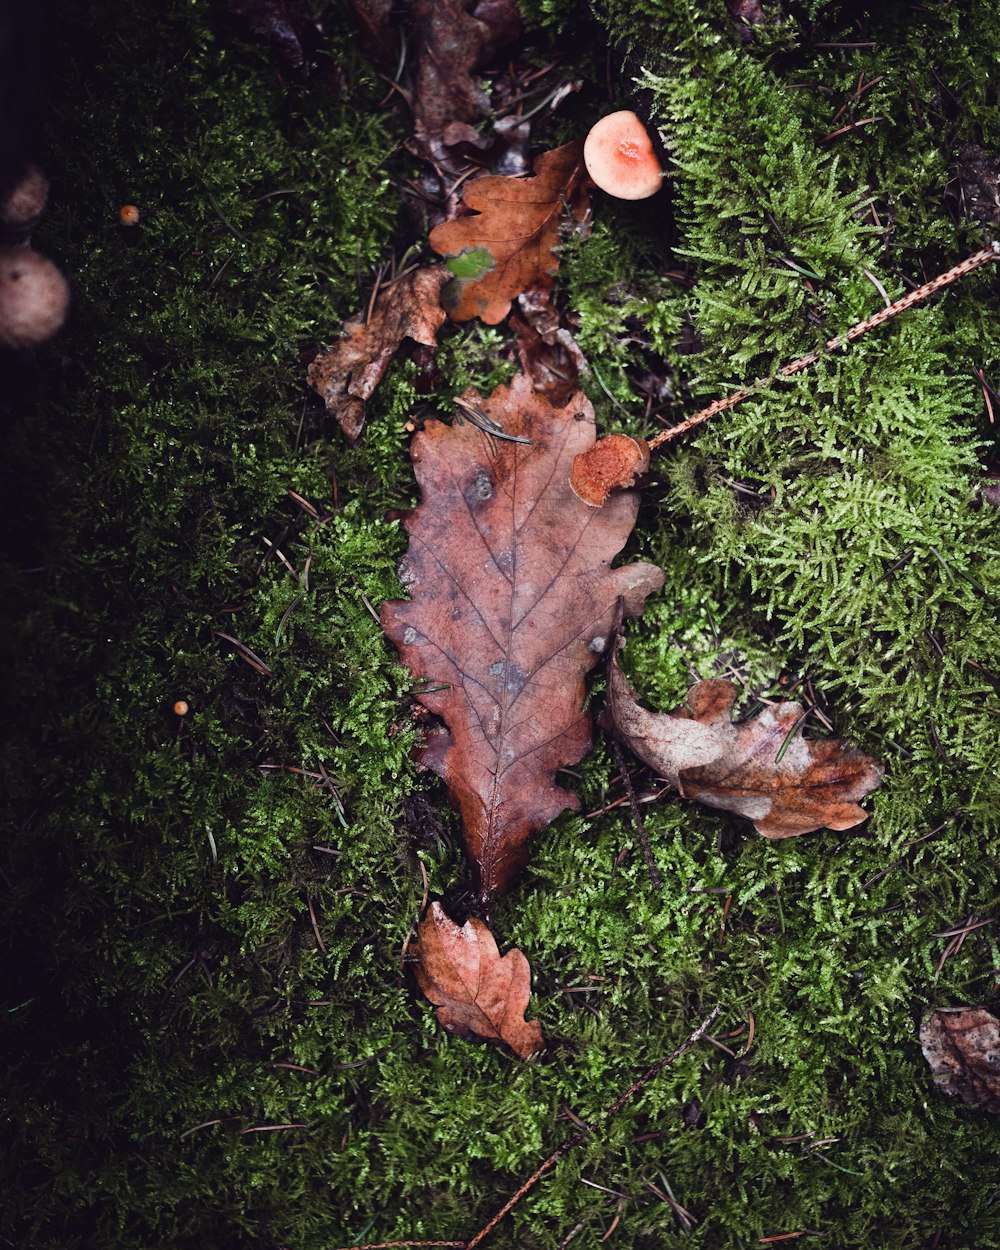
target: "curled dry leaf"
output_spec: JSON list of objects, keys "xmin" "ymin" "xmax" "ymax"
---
[
  {"xmin": 382, "ymin": 372, "xmax": 664, "ymax": 908},
  {"xmin": 415, "ymin": 901, "xmax": 544, "ymax": 1057},
  {"xmin": 920, "ymin": 1007, "xmax": 1000, "ymax": 1113},
  {"xmin": 429, "ymin": 141, "xmax": 590, "ymax": 325},
  {"xmin": 307, "ymin": 266, "xmax": 448, "ymax": 443},
  {"xmin": 605, "ymin": 655, "xmax": 884, "ymax": 839}
]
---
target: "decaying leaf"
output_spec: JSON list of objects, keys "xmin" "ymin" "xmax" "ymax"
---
[
  {"xmin": 725, "ymin": 0, "xmax": 765, "ymax": 41},
  {"xmin": 409, "ymin": 0, "xmax": 522, "ymax": 170},
  {"xmin": 415, "ymin": 901, "xmax": 544, "ymax": 1057},
  {"xmin": 605, "ymin": 654, "xmax": 883, "ymax": 839},
  {"xmin": 228, "ymin": 0, "xmax": 317, "ymax": 74},
  {"xmin": 510, "ymin": 284, "xmax": 586, "ymax": 408},
  {"xmin": 307, "ymin": 266, "xmax": 448, "ymax": 443},
  {"xmin": 344, "ymin": 0, "xmax": 399, "ymax": 73},
  {"xmin": 920, "ymin": 1007, "xmax": 1000, "ymax": 1113},
  {"xmin": 429, "ymin": 141, "xmax": 590, "ymax": 325},
  {"xmin": 382, "ymin": 373, "xmax": 664, "ymax": 907}
]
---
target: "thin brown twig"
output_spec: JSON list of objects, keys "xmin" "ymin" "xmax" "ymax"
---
[
  {"xmin": 332, "ymin": 1006, "xmax": 720, "ymax": 1250},
  {"xmin": 646, "ymin": 244, "xmax": 999, "ymax": 453},
  {"xmin": 608, "ymin": 736, "xmax": 661, "ymax": 891}
]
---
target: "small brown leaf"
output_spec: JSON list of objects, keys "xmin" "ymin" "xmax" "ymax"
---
[
  {"xmin": 725, "ymin": 0, "xmax": 765, "ymax": 41},
  {"xmin": 949, "ymin": 143, "xmax": 1000, "ymax": 228},
  {"xmin": 345, "ymin": 0, "xmax": 400, "ymax": 73},
  {"xmin": 307, "ymin": 267, "xmax": 448, "ymax": 443},
  {"xmin": 920, "ymin": 1008, "xmax": 1000, "ymax": 1113},
  {"xmin": 382, "ymin": 373, "xmax": 664, "ymax": 907},
  {"xmin": 605, "ymin": 656, "xmax": 883, "ymax": 839},
  {"xmin": 429, "ymin": 142, "xmax": 590, "ymax": 325},
  {"xmin": 415, "ymin": 901, "xmax": 544, "ymax": 1057}
]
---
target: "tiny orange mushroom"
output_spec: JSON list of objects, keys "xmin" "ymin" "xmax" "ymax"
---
[
  {"xmin": 118, "ymin": 204, "xmax": 140, "ymax": 227},
  {"xmin": 173, "ymin": 699, "xmax": 190, "ymax": 717},
  {"xmin": 583, "ymin": 110, "xmax": 663, "ymax": 200}
]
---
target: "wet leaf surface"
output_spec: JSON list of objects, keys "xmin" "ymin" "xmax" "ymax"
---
[
  {"xmin": 307, "ymin": 266, "xmax": 448, "ymax": 443},
  {"xmin": 429, "ymin": 141, "xmax": 590, "ymax": 324},
  {"xmin": 605, "ymin": 652, "xmax": 883, "ymax": 839},
  {"xmin": 382, "ymin": 372, "xmax": 664, "ymax": 907},
  {"xmin": 415, "ymin": 901, "xmax": 544, "ymax": 1057},
  {"xmin": 920, "ymin": 1008, "xmax": 1000, "ymax": 1113}
]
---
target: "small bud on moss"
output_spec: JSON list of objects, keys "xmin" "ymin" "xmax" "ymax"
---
[{"xmin": 0, "ymin": 247, "xmax": 70, "ymax": 350}]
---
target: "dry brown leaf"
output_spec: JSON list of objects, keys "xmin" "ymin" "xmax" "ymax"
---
[
  {"xmin": 415, "ymin": 901, "xmax": 544, "ymax": 1057},
  {"xmin": 307, "ymin": 266, "xmax": 448, "ymax": 443},
  {"xmin": 920, "ymin": 1007, "xmax": 1000, "ymax": 1112},
  {"xmin": 229, "ymin": 0, "xmax": 317, "ymax": 74},
  {"xmin": 382, "ymin": 372, "xmax": 664, "ymax": 908},
  {"xmin": 605, "ymin": 654, "xmax": 883, "ymax": 839},
  {"xmin": 429, "ymin": 141, "xmax": 590, "ymax": 325},
  {"xmin": 409, "ymin": 0, "xmax": 521, "ymax": 170},
  {"xmin": 345, "ymin": 0, "xmax": 400, "ymax": 73},
  {"xmin": 510, "ymin": 284, "xmax": 586, "ymax": 408}
]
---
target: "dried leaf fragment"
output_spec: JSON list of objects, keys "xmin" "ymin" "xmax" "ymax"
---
[
  {"xmin": 605, "ymin": 658, "xmax": 883, "ymax": 839},
  {"xmin": 382, "ymin": 373, "xmax": 664, "ymax": 906},
  {"xmin": 228, "ymin": 0, "xmax": 316, "ymax": 74},
  {"xmin": 408, "ymin": 0, "xmax": 522, "ymax": 170},
  {"xmin": 511, "ymin": 284, "xmax": 586, "ymax": 408},
  {"xmin": 307, "ymin": 267, "xmax": 448, "ymax": 443},
  {"xmin": 429, "ymin": 141, "xmax": 590, "ymax": 325},
  {"xmin": 415, "ymin": 901, "xmax": 544, "ymax": 1057},
  {"xmin": 920, "ymin": 1008, "xmax": 1000, "ymax": 1113}
]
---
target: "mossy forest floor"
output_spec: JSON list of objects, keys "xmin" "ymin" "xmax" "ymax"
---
[{"xmin": 2, "ymin": 1, "xmax": 1000, "ymax": 1246}]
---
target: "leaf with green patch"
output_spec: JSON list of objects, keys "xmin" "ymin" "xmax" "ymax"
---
[{"xmin": 429, "ymin": 141, "xmax": 589, "ymax": 325}]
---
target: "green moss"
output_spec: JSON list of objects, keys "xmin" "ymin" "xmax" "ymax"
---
[{"xmin": 2, "ymin": 1, "xmax": 1000, "ymax": 1248}]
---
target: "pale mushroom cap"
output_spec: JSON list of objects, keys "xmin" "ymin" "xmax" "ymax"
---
[
  {"xmin": 583, "ymin": 110, "xmax": 663, "ymax": 201},
  {"xmin": 0, "ymin": 247, "xmax": 70, "ymax": 349},
  {"xmin": 0, "ymin": 166, "xmax": 50, "ymax": 229}
]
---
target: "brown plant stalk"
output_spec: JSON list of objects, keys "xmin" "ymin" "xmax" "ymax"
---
[{"xmin": 331, "ymin": 1005, "xmax": 721, "ymax": 1250}]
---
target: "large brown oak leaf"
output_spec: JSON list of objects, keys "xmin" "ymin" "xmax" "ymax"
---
[
  {"xmin": 382, "ymin": 373, "xmax": 664, "ymax": 908},
  {"xmin": 605, "ymin": 654, "xmax": 883, "ymax": 839},
  {"xmin": 415, "ymin": 902, "xmax": 543, "ymax": 1057},
  {"xmin": 428, "ymin": 141, "xmax": 589, "ymax": 325}
]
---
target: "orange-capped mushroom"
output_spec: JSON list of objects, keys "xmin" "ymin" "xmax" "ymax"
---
[{"xmin": 583, "ymin": 111, "xmax": 663, "ymax": 201}]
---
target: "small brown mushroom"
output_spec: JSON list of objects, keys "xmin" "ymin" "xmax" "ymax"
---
[
  {"xmin": 0, "ymin": 246, "xmax": 70, "ymax": 349},
  {"xmin": 583, "ymin": 111, "xmax": 663, "ymax": 201}
]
